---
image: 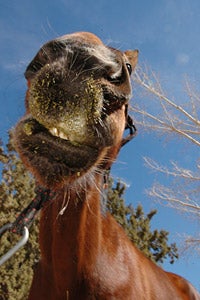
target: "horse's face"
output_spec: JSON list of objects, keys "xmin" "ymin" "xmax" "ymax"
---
[{"xmin": 14, "ymin": 32, "xmax": 138, "ymax": 188}]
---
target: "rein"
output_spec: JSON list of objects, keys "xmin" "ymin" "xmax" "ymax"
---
[
  {"xmin": 0, "ymin": 187, "xmax": 56, "ymax": 265},
  {"xmin": 0, "ymin": 111, "xmax": 136, "ymax": 266}
]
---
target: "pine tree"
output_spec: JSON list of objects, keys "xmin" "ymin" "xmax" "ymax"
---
[
  {"xmin": 106, "ymin": 179, "xmax": 178, "ymax": 264},
  {"xmin": 0, "ymin": 136, "xmax": 178, "ymax": 299},
  {"xmin": 0, "ymin": 136, "xmax": 38, "ymax": 300}
]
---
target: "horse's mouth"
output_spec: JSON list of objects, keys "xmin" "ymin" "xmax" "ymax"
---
[
  {"xmin": 18, "ymin": 115, "xmax": 106, "ymax": 150},
  {"xmin": 14, "ymin": 115, "xmax": 104, "ymax": 187}
]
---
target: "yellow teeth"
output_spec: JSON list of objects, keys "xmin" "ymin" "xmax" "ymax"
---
[{"xmin": 49, "ymin": 127, "xmax": 69, "ymax": 140}]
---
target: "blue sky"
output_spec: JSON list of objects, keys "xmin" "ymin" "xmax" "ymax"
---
[{"xmin": 1, "ymin": 0, "xmax": 200, "ymax": 291}]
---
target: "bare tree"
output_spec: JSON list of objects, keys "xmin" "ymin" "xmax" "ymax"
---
[{"xmin": 131, "ymin": 64, "xmax": 200, "ymax": 252}]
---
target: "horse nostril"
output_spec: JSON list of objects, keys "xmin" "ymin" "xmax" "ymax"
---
[
  {"xmin": 109, "ymin": 67, "xmax": 122, "ymax": 80},
  {"xmin": 106, "ymin": 71, "xmax": 123, "ymax": 85},
  {"xmin": 105, "ymin": 63, "xmax": 131, "ymax": 86}
]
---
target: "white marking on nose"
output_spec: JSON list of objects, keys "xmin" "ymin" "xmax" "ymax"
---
[{"xmin": 85, "ymin": 45, "xmax": 122, "ymax": 77}]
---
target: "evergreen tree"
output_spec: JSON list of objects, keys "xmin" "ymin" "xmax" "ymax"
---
[
  {"xmin": 0, "ymin": 136, "xmax": 38, "ymax": 300},
  {"xmin": 106, "ymin": 179, "xmax": 178, "ymax": 264},
  {"xmin": 0, "ymin": 136, "xmax": 178, "ymax": 299}
]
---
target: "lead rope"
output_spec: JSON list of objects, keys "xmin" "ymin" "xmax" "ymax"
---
[{"xmin": 0, "ymin": 187, "xmax": 56, "ymax": 266}]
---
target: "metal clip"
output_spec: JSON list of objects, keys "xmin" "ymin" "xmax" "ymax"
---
[{"xmin": 0, "ymin": 224, "xmax": 29, "ymax": 266}]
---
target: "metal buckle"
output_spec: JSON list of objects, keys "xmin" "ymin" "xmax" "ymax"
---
[{"xmin": 0, "ymin": 224, "xmax": 29, "ymax": 266}]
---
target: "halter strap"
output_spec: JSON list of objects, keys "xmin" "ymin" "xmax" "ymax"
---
[{"xmin": 121, "ymin": 104, "xmax": 137, "ymax": 147}]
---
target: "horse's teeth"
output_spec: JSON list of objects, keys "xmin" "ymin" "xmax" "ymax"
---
[
  {"xmin": 58, "ymin": 131, "xmax": 68, "ymax": 140},
  {"xmin": 49, "ymin": 127, "xmax": 69, "ymax": 140},
  {"xmin": 49, "ymin": 127, "xmax": 58, "ymax": 136}
]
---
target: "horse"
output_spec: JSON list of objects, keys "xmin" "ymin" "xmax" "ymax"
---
[{"xmin": 14, "ymin": 31, "xmax": 200, "ymax": 299}]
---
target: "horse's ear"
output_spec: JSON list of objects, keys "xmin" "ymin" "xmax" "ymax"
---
[{"xmin": 124, "ymin": 49, "xmax": 139, "ymax": 71}]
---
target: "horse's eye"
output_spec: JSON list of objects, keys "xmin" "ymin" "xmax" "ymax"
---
[{"xmin": 126, "ymin": 63, "xmax": 132, "ymax": 75}]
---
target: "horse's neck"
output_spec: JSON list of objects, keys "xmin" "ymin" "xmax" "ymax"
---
[
  {"xmin": 32, "ymin": 176, "xmax": 192, "ymax": 300},
  {"xmin": 39, "ymin": 174, "xmax": 103, "ymax": 278}
]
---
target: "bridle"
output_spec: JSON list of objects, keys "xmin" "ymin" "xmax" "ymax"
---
[
  {"xmin": 0, "ymin": 106, "xmax": 136, "ymax": 266},
  {"xmin": 122, "ymin": 104, "xmax": 137, "ymax": 147}
]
